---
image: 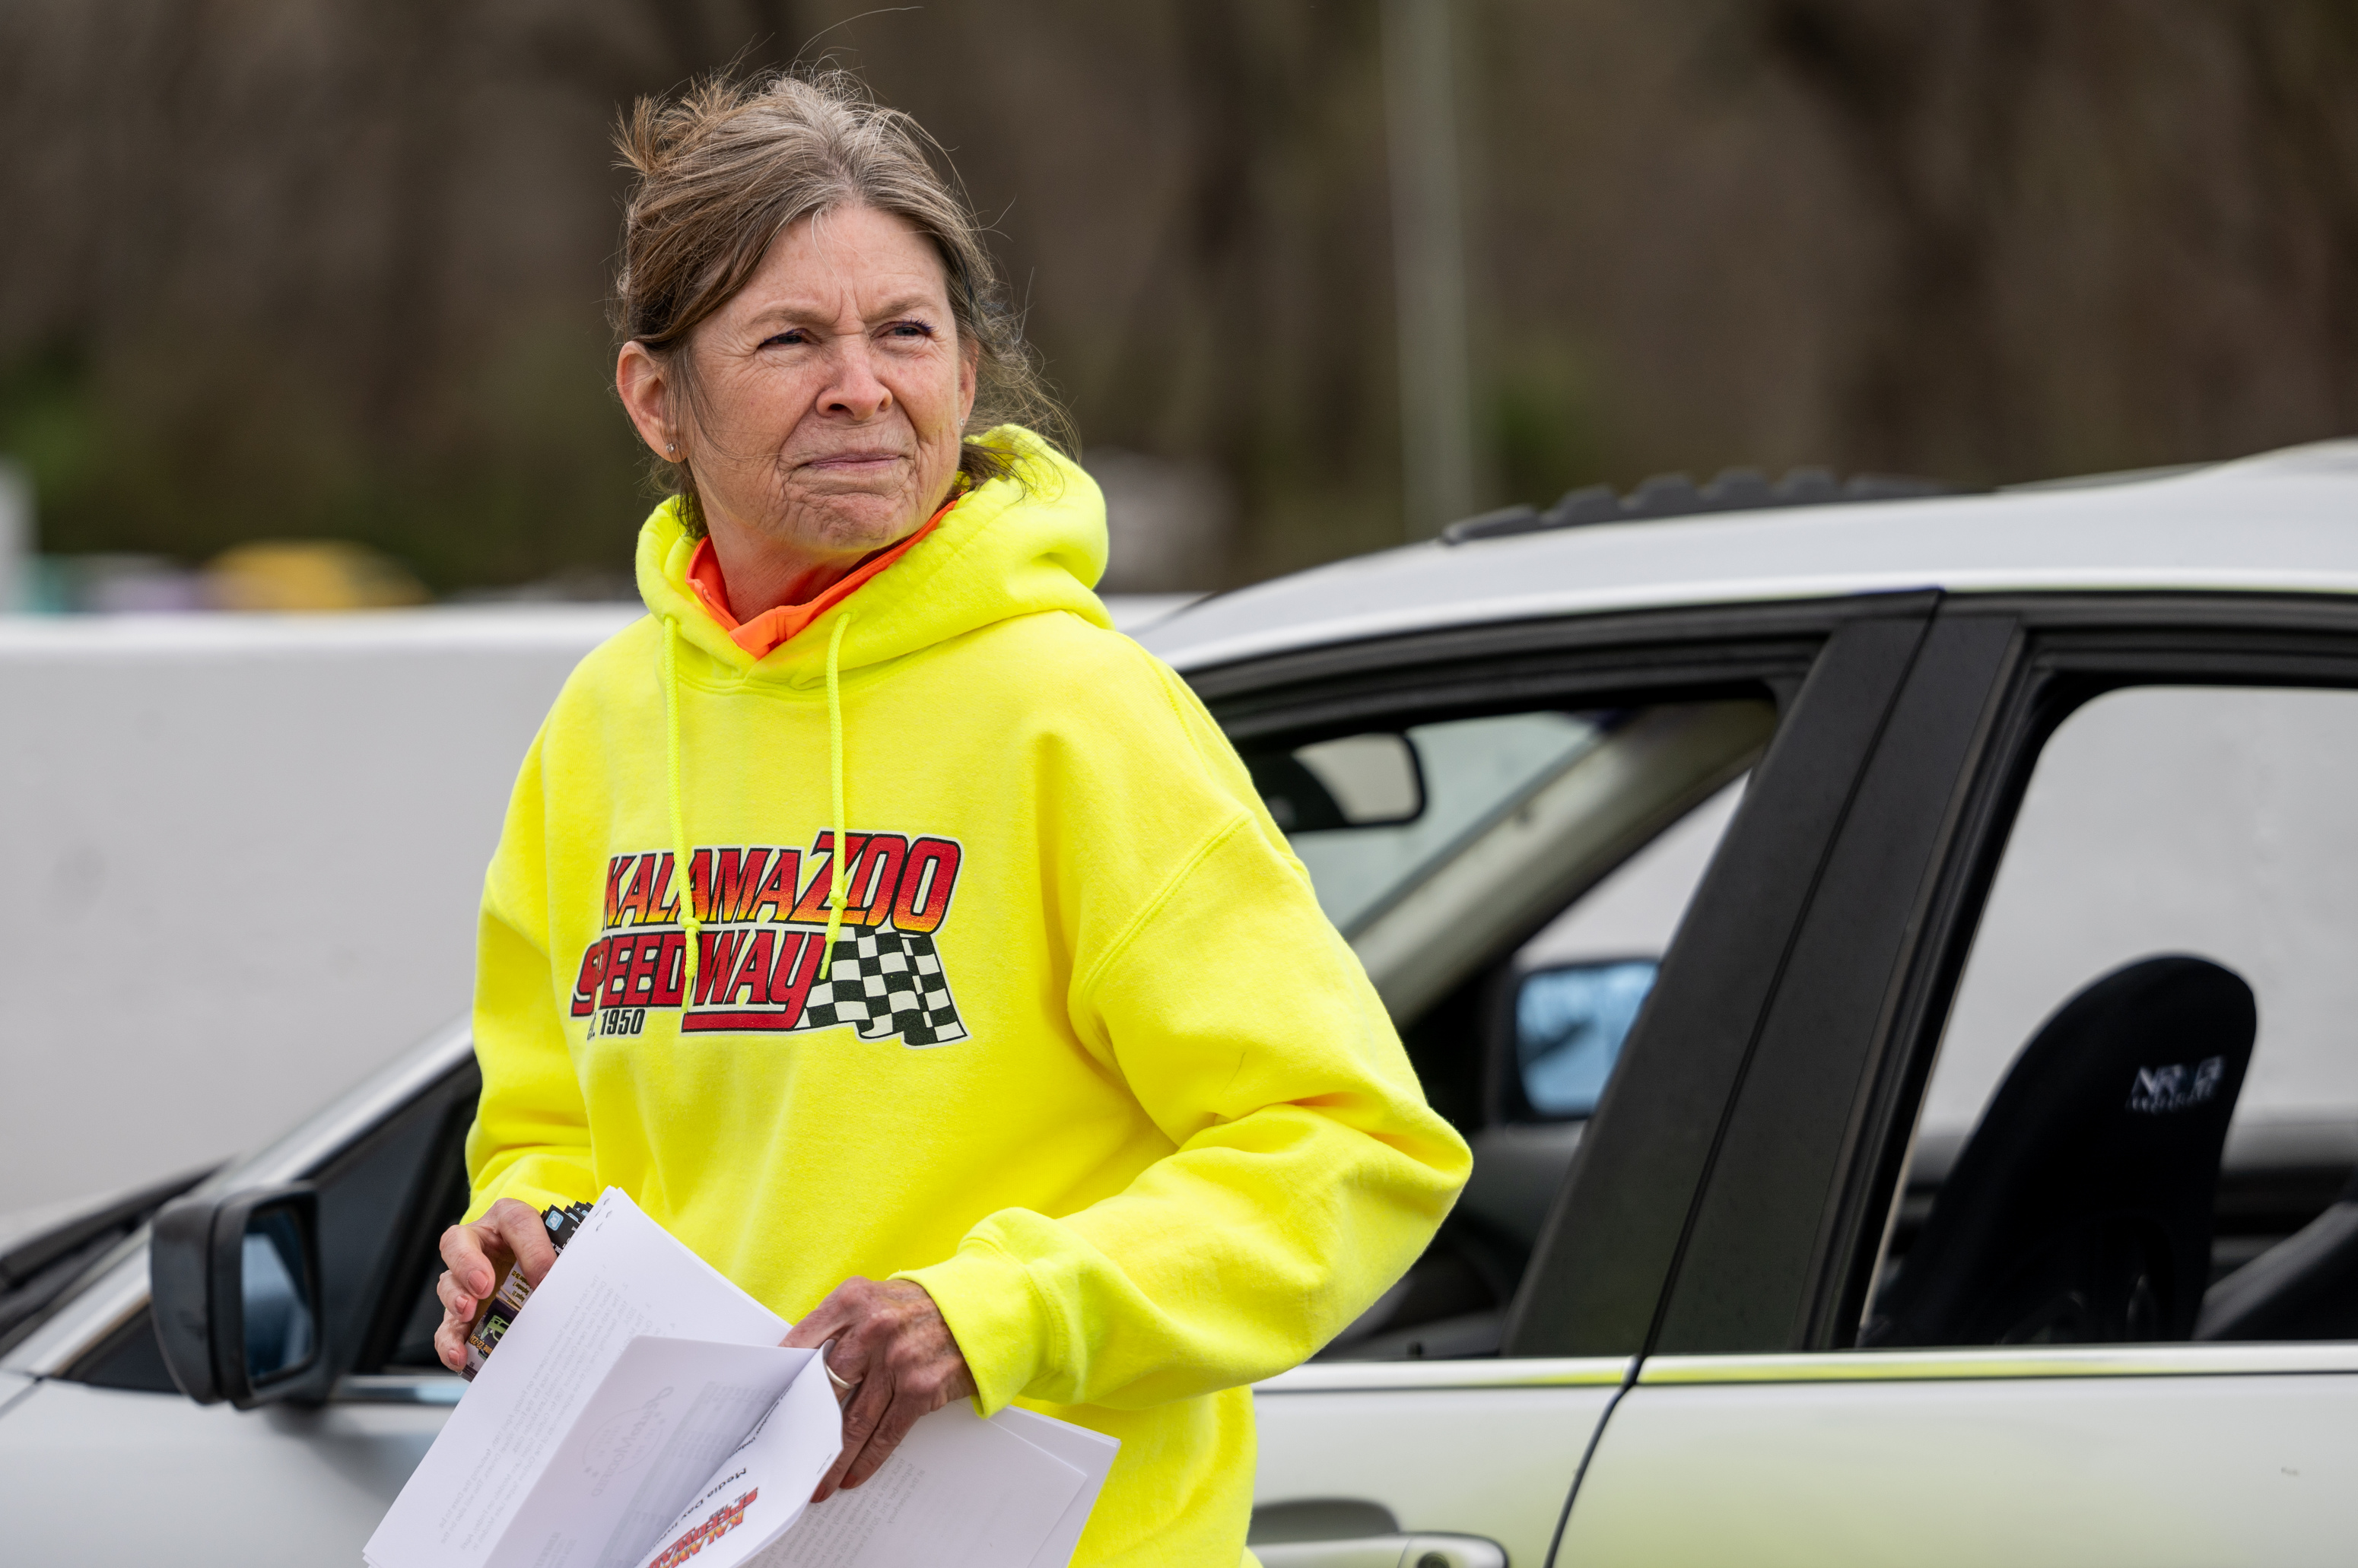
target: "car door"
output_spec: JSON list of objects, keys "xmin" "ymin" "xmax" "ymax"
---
[
  {"xmin": 1196, "ymin": 598, "xmax": 1938, "ymax": 1565},
  {"xmin": 0, "ymin": 1031, "xmax": 478, "ymax": 1566},
  {"xmin": 1562, "ymin": 596, "xmax": 2358, "ymax": 1566}
]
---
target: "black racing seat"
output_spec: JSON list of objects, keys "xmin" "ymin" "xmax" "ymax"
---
[
  {"xmin": 1861, "ymin": 956, "xmax": 2254, "ymax": 1347},
  {"xmin": 2197, "ymin": 1165, "xmax": 2358, "ymax": 1341}
]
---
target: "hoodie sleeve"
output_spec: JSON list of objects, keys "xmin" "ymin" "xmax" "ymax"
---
[
  {"xmin": 901, "ymin": 658, "xmax": 1473, "ymax": 1413},
  {"xmin": 463, "ymin": 726, "xmax": 597, "ymax": 1220}
]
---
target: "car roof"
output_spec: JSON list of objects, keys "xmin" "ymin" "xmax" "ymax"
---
[{"xmin": 1136, "ymin": 440, "xmax": 2358, "ymax": 674}]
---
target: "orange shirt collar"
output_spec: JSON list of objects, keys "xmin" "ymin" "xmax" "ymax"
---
[{"xmin": 685, "ymin": 494, "xmax": 958, "ymax": 660}]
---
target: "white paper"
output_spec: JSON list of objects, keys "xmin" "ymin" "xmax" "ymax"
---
[
  {"xmin": 989, "ymin": 1410, "xmax": 1120, "ymax": 1568},
  {"xmin": 478, "ymin": 1337, "xmax": 825, "ymax": 1568},
  {"xmin": 364, "ymin": 1189, "xmax": 1119, "ymax": 1568},
  {"xmin": 630, "ymin": 1345, "xmax": 847, "ymax": 1568},
  {"xmin": 364, "ymin": 1189, "xmax": 788, "ymax": 1568},
  {"xmin": 745, "ymin": 1401, "xmax": 1086, "ymax": 1568}
]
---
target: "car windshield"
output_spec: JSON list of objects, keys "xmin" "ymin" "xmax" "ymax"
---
[{"xmin": 0, "ymin": 1169, "xmax": 212, "ymax": 1358}]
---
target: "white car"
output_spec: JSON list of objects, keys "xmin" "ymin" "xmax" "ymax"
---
[{"xmin": 11, "ymin": 443, "xmax": 2358, "ymax": 1566}]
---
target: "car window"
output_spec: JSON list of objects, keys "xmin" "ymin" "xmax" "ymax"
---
[
  {"xmin": 1860, "ymin": 684, "xmax": 2358, "ymax": 1348},
  {"xmin": 310, "ymin": 1069, "xmax": 475, "ymax": 1378},
  {"xmin": 1505, "ymin": 780, "xmax": 1744, "ymax": 1119},
  {"xmin": 62, "ymin": 1058, "xmax": 476, "ymax": 1392},
  {"xmin": 356, "ymin": 1084, "xmax": 475, "ymax": 1374},
  {"xmin": 1275, "ymin": 712, "xmax": 1602, "ymax": 935},
  {"xmin": 1249, "ymin": 700, "xmax": 1772, "ymax": 1029},
  {"xmin": 1242, "ymin": 700, "xmax": 1774, "ymax": 1360}
]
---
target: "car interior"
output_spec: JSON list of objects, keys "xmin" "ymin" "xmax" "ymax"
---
[
  {"xmin": 1861, "ymin": 956, "xmax": 2257, "ymax": 1347},
  {"xmin": 1864, "ymin": 956, "xmax": 2358, "ymax": 1348},
  {"xmin": 1858, "ymin": 683, "xmax": 2358, "ymax": 1352}
]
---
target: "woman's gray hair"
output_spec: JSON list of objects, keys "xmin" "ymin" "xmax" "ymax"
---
[{"xmin": 612, "ymin": 68, "xmax": 1068, "ymax": 532}]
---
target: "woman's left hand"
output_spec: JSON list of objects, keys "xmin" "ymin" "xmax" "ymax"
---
[{"xmin": 783, "ymin": 1276, "xmax": 978, "ymax": 1500}]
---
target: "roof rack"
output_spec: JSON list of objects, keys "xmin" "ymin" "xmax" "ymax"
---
[{"xmin": 1441, "ymin": 467, "xmax": 1960, "ymax": 545}]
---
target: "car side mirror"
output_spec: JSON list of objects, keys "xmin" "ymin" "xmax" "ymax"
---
[
  {"xmin": 151, "ymin": 1182, "xmax": 328, "ymax": 1408},
  {"xmin": 1507, "ymin": 958, "xmax": 1659, "ymax": 1119}
]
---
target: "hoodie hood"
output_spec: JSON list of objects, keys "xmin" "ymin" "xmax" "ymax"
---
[{"xmin": 634, "ymin": 424, "xmax": 1113, "ymax": 684}]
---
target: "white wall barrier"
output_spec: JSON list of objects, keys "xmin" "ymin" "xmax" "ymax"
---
[
  {"xmin": 0, "ymin": 597, "xmax": 1193, "ymax": 1220},
  {"xmin": 0, "ymin": 607, "xmax": 633, "ymax": 1214}
]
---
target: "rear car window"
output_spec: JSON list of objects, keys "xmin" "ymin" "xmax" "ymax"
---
[{"xmin": 1861, "ymin": 685, "xmax": 2358, "ymax": 1348}]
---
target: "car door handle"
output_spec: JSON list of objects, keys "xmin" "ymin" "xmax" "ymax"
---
[{"xmin": 1254, "ymin": 1534, "xmax": 1507, "ymax": 1568}]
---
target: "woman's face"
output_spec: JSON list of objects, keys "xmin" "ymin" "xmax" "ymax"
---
[{"xmin": 627, "ymin": 204, "xmax": 979, "ymax": 573}]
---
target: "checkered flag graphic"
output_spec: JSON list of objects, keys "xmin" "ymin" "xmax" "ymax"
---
[{"xmin": 800, "ymin": 925, "xmax": 969, "ymax": 1047}]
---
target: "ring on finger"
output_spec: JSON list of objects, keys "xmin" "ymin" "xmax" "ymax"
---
[{"xmin": 825, "ymin": 1358, "xmax": 860, "ymax": 1395}]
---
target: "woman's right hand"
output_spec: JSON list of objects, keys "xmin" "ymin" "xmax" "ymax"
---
[{"xmin": 432, "ymin": 1198, "xmax": 559, "ymax": 1373}]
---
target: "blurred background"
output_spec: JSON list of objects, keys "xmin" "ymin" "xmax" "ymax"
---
[
  {"xmin": 5, "ymin": 0, "xmax": 2358, "ymax": 1220},
  {"xmin": 2, "ymin": 0, "xmax": 2356, "ymax": 601}
]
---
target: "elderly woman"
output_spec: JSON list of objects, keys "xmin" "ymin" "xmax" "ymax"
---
[{"xmin": 433, "ymin": 71, "xmax": 1467, "ymax": 1566}]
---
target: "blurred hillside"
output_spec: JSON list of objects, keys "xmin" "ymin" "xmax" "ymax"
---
[{"xmin": 2, "ymin": 0, "xmax": 2355, "ymax": 597}]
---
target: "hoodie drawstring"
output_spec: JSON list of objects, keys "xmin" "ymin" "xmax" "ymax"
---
[
  {"xmin": 661, "ymin": 615, "xmax": 703, "ymax": 1001},
  {"xmin": 661, "ymin": 609, "xmax": 854, "ymax": 1014},
  {"xmin": 823, "ymin": 611, "xmax": 853, "ymax": 967}
]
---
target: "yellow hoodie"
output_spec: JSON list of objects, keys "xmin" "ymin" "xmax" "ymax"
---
[{"xmin": 465, "ymin": 428, "xmax": 1470, "ymax": 1566}]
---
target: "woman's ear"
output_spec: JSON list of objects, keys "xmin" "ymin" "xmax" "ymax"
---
[
  {"xmin": 956, "ymin": 337, "xmax": 980, "ymax": 429},
  {"xmin": 616, "ymin": 341, "xmax": 679, "ymax": 459}
]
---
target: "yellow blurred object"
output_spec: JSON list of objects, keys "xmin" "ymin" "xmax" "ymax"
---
[{"xmin": 204, "ymin": 540, "xmax": 431, "ymax": 611}]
